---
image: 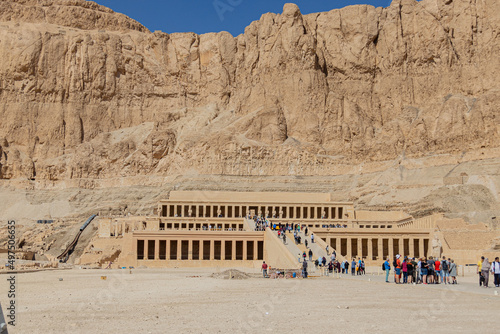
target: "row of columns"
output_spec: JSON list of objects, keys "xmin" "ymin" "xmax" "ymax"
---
[
  {"xmin": 162, "ymin": 203, "xmax": 345, "ymax": 220},
  {"xmin": 161, "ymin": 222, "xmax": 244, "ymax": 231},
  {"xmin": 137, "ymin": 239, "xmax": 263, "ymax": 261},
  {"xmin": 328, "ymin": 236, "xmax": 428, "ymax": 260}
]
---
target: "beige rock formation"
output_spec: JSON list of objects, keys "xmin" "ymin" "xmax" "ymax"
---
[{"xmin": 0, "ymin": 0, "xmax": 499, "ymax": 223}]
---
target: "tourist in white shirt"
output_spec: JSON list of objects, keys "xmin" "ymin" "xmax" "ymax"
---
[{"xmin": 491, "ymin": 257, "xmax": 500, "ymax": 287}]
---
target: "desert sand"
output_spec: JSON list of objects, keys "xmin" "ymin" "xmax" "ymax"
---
[{"xmin": 1, "ymin": 267, "xmax": 498, "ymax": 333}]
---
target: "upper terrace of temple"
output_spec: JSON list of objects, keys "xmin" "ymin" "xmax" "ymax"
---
[
  {"xmin": 167, "ymin": 191, "xmax": 335, "ymax": 203},
  {"xmin": 157, "ymin": 191, "xmax": 411, "ymax": 227}
]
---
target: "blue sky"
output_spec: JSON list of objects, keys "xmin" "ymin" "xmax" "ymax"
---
[{"xmin": 96, "ymin": 0, "xmax": 392, "ymax": 36}]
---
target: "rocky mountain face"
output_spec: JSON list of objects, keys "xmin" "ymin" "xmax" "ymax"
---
[{"xmin": 0, "ymin": 0, "xmax": 499, "ymax": 222}]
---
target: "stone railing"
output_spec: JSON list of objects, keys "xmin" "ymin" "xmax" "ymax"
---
[{"xmin": 396, "ymin": 213, "xmax": 444, "ymax": 229}]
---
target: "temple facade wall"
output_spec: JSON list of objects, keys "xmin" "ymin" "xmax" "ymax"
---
[
  {"xmin": 158, "ymin": 201, "xmax": 355, "ymax": 221},
  {"xmin": 90, "ymin": 192, "xmax": 446, "ymax": 269},
  {"xmin": 313, "ymin": 229, "xmax": 433, "ymax": 263}
]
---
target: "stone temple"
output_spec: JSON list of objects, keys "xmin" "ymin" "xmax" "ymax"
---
[{"xmin": 91, "ymin": 191, "xmax": 446, "ymax": 269}]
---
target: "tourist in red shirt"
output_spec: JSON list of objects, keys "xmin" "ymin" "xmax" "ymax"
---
[
  {"xmin": 261, "ymin": 261, "xmax": 268, "ymax": 278},
  {"xmin": 434, "ymin": 259, "xmax": 441, "ymax": 284},
  {"xmin": 402, "ymin": 258, "xmax": 408, "ymax": 283}
]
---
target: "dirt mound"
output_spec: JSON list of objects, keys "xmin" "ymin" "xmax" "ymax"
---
[{"xmin": 210, "ymin": 269, "xmax": 251, "ymax": 280}]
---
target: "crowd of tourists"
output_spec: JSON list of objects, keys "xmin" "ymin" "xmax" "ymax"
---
[
  {"xmin": 381, "ymin": 255, "xmax": 500, "ymax": 288},
  {"xmin": 253, "ymin": 216, "xmax": 269, "ymax": 231},
  {"xmin": 383, "ymin": 255, "xmax": 458, "ymax": 284},
  {"xmin": 476, "ymin": 256, "xmax": 500, "ymax": 288},
  {"xmin": 321, "ymin": 224, "xmax": 347, "ymax": 228}
]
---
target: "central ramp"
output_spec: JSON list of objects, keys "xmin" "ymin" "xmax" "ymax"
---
[{"xmin": 263, "ymin": 229, "xmax": 300, "ymax": 270}]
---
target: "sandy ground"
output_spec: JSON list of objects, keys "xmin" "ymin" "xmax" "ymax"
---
[{"xmin": 1, "ymin": 267, "xmax": 499, "ymax": 333}]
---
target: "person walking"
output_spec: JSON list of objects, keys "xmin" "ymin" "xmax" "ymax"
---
[
  {"xmin": 427, "ymin": 256, "xmax": 435, "ymax": 284},
  {"xmin": 302, "ymin": 259, "xmax": 308, "ymax": 278},
  {"xmin": 449, "ymin": 259, "xmax": 458, "ymax": 284},
  {"xmin": 434, "ymin": 257, "xmax": 441, "ymax": 284},
  {"xmin": 481, "ymin": 257, "xmax": 491, "ymax": 288},
  {"xmin": 394, "ymin": 255, "xmax": 401, "ymax": 284},
  {"xmin": 411, "ymin": 258, "xmax": 418, "ymax": 283},
  {"xmin": 308, "ymin": 249, "xmax": 313, "ymax": 261},
  {"xmin": 261, "ymin": 261, "xmax": 268, "ymax": 278},
  {"xmin": 311, "ymin": 233, "xmax": 315, "ymax": 243},
  {"xmin": 407, "ymin": 259, "xmax": 414, "ymax": 284},
  {"xmin": 402, "ymin": 258, "xmax": 408, "ymax": 284},
  {"xmin": 421, "ymin": 258, "xmax": 429, "ymax": 284},
  {"xmin": 384, "ymin": 257, "xmax": 391, "ymax": 282},
  {"xmin": 477, "ymin": 256, "xmax": 484, "ymax": 286},
  {"xmin": 441, "ymin": 256, "xmax": 449, "ymax": 284},
  {"xmin": 491, "ymin": 257, "xmax": 500, "ymax": 287}
]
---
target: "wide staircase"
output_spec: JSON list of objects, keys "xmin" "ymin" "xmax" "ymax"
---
[
  {"xmin": 249, "ymin": 218, "xmax": 347, "ymax": 274},
  {"xmin": 279, "ymin": 231, "xmax": 304, "ymax": 263},
  {"xmin": 280, "ymin": 228, "xmax": 347, "ymax": 266},
  {"xmin": 271, "ymin": 228, "xmax": 348, "ymax": 274}
]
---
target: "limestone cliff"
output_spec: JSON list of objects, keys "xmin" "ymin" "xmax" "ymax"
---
[{"xmin": 0, "ymin": 0, "xmax": 499, "ymax": 222}]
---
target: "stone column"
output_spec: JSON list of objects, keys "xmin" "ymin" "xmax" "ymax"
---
[
  {"xmin": 357, "ymin": 238, "xmax": 363, "ymax": 259},
  {"xmin": 378, "ymin": 238, "xmax": 383, "ymax": 260},
  {"xmin": 133, "ymin": 237, "xmax": 138, "ymax": 259},
  {"xmin": 199, "ymin": 240, "xmax": 204, "ymax": 260},
  {"xmin": 177, "ymin": 240, "xmax": 182, "ymax": 260},
  {"xmin": 243, "ymin": 241, "xmax": 248, "ymax": 260},
  {"xmin": 154, "ymin": 239, "xmax": 160, "ymax": 260},
  {"xmin": 368, "ymin": 238, "xmax": 373, "ymax": 261},
  {"xmin": 232, "ymin": 240, "xmax": 236, "ymax": 260},
  {"xmin": 188, "ymin": 240, "xmax": 193, "ymax": 260},
  {"xmin": 419, "ymin": 238, "xmax": 425, "ymax": 258},
  {"xmin": 166, "ymin": 240, "xmax": 170, "ymax": 260},
  {"xmin": 253, "ymin": 240, "xmax": 258, "ymax": 260},
  {"xmin": 210, "ymin": 240, "xmax": 215, "ymax": 260},
  {"xmin": 221, "ymin": 240, "xmax": 226, "ymax": 260},
  {"xmin": 400, "ymin": 237, "xmax": 405, "ymax": 256},
  {"xmin": 409, "ymin": 238, "xmax": 415, "ymax": 258},
  {"xmin": 347, "ymin": 237, "xmax": 352, "ymax": 260},
  {"xmin": 389, "ymin": 238, "xmax": 394, "ymax": 260},
  {"xmin": 143, "ymin": 240, "xmax": 148, "ymax": 260}
]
